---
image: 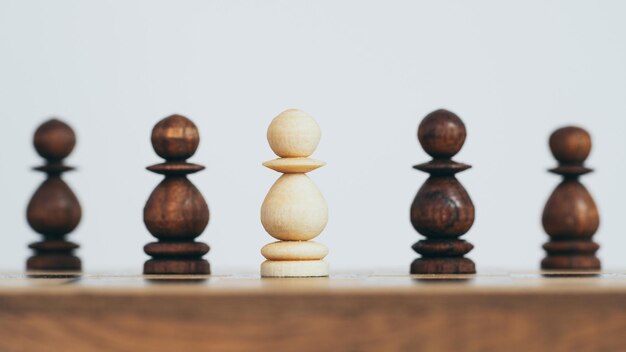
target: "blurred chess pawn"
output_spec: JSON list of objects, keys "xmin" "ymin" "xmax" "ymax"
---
[
  {"xmin": 542, "ymin": 126, "xmax": 600, "ymax": 270},
  {"xmin": 26, "ymin": 119, "xmax": 82, "ymax": 271},
  {"xmin": 261, "ymin": 109, "xmax": 329, "ymax": 277},
  {"xmin": 143, "ymin": 115, "xmax": 211, "ymax": 275}
]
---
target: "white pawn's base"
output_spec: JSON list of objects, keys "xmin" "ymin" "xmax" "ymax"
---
[{"xmin": 261, "ymin": 260, "xmax": 329, "ymax": 278}]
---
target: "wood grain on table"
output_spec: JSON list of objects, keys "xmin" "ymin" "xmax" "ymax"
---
[{"xmin": 0, "ymin": 271, "xmax": 625, "ymax": 352}]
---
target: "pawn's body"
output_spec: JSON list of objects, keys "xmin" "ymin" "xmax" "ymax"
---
[
  {"xmin": 27, "ymin": 119, "xmax": 82, "ymax": 271},
  {"xmin": 143, "ymin": 115, "xmax": 210, "ymax": 274},
  {"xmin": 261, "ymin": 109, "xmax": 329, "ymax": 277},
  {"xmin": 542, "ymin": 127, "xmax": 600, "ymax": 270},
  {"xmin": 410, "ymin": 109, "xmax": 476, "ymax": 274}
]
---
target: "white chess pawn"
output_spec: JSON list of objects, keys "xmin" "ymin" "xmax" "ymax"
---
[{"xmin": 261, "ymin": 109, "xmax": 329, "ymax": 277}]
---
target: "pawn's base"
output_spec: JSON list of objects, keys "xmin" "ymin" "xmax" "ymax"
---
[
  {"xmin": 541, "ymin": 255, "xmax": 600, "ymax": 270},
  {"xmin": 144, "ymin": 259, "xmax": 210, "ymax": 275},
  {"xmin": 261, "ymin": 260, "xmax": 328, "ymax": 278},
  {"xmin": 410, "ymin": 257, "xmax": 475, "ymax": 274},
  {"xmin": 27, "ymin": 254, "xmax": 81, "ymax": 271},
  {"xmin": 27, "ymin": 240, "xmax": 81, "ymax": 271}
]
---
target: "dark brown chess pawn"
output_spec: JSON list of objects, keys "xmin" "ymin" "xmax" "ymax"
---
[
  {"xmin": 143, "ymin": 114, "xmax": 211, "ymax": 274},
  {"xmin": 26, "ymin": 119, "xmax": 82, "ymax": 271},
  {"xmin": 541, "ymin": 127, "xmax": 600, "ymax": 270},
  {"xmin": 410, "ymin": 109, "xmax": 476, "ymax": 274}
]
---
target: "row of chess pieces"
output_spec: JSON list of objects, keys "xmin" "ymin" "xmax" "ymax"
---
[{"xmin": 25, "ymin": 109, "xmax": 599, "ymax": 277}]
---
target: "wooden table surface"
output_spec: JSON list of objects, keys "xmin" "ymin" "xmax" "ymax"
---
[{"xmin": 1, "ymin": 270, "xmax": 625, "ymax": 352}]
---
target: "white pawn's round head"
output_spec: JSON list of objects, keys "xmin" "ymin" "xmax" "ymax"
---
[{"xmin": 267, "ymin": 109, "xmax": 321, "ymax": 158}]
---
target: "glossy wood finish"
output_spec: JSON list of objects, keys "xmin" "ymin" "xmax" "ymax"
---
[
  {"xmin": 26, "ymin": 119, "xmax": 81, "ymax": 271},
  {"xmin": 410, "ymin": 177, "xmax": 474, "ymax": 237},
  {"xmin": 143, "ymin": 115, "xmax": 210, "ymax": 275},
  {"xmin": 1, "ymin": 272, "xmax": 626, "ymax": 352},
  {"xmin": 542, "ymin": 126, "xmax": 600, "ymax": 270},
  {"xmin": 410, "ymin": 109, "xmax": 475, "ymax": 274}
]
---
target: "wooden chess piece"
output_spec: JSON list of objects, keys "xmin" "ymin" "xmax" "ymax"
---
[
  {"xmin": 26, "ymin": 119, "xmax": 82, "ymax": 271},
  {"xmin": 541, "ymin": 126, "xmax": 600, "ymax": 270},
  {"xmin": 143, "ymin": 114, "xmax": 210, "ymax": 275},
  {"xmin": 410, "ymin": 109, "xmax": 476, "ymax": 274},
  {"xmin": 261, "ymin": 109, "xmax": 329, "ymax": 277}
]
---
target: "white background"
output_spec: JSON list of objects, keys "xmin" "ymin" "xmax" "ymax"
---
[{"xmin": 1, "ymin": 0, "xmax": 625, "ymax": 273}]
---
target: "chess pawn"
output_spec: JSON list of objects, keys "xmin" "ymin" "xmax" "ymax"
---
[
  {"xmin": 542, "ymin": 127, "xmax": 600, "ymax": 270},
  {"xmin": 261, "ymin": 109, "xmax": 329, "ymax": 277},
  {"xmin": 26, "ymin": 119, "xmax": 82, "ymax": 271},
  {"xmin": 410, "ymin": 109, "xmax": 476, "ymax": 274},
  {"xmin": 143, "ymin": 115, "xmax": 210, "ymax": 274}
]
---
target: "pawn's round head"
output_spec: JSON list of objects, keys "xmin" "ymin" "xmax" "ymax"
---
[
  {"xmin": 267, "ymin": 109, "xmax": 321, "ymax": 158},
  {"xmin": 418, "ymin": 109, "xmax": 466, "ymax": 158},
  {"xmin": 549, "ymin": 126, "xmax": 591, "ymax": 164},
  {"xmin": 34, "ymin": 119, "xmax": 76, "ymax": 161},
  {"xmin": 151, "ymin": 114, "xmax": 200, "ymax": 160}
]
